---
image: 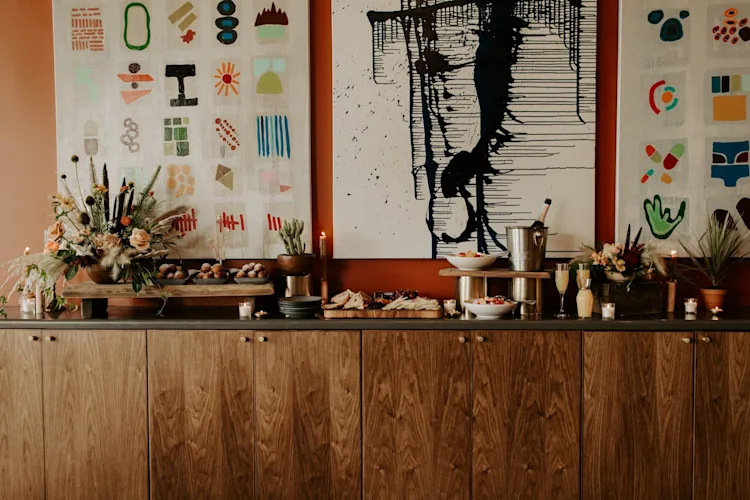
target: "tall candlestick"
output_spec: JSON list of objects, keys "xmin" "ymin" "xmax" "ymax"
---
[{"xmin": 320, "ymin": 232, "xmax": 328, "ymax": 281}]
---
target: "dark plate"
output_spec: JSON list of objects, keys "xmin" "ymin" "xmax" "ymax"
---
[
  {"xmin": 279, "ymin": 296, "xmax": 322, "ymax": 304},
  {"xmin": 155, "ymin": 278, "xmax": 189, "ymax": 286},
  {"xmin": 235, "ymin": 277, "xmax": 270, "ymax": 284},
  {"xmin": 193, "ymin": 277, "xmax": 229, "ymax": 285}
]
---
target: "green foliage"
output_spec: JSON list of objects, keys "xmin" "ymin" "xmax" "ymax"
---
[
  {"xmin": 680, "ymin": 212, "xmax": 750, "ymax": 288},
  {"xmin": 279, "ymin": 218, "xmax": 308, "ymax": 256}
]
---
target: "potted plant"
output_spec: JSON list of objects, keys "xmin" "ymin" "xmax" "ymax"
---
[
  {"xmin": 276, "ymin": 218, "xmax": 314, "ymax": 276},
  {"xmin": 680, "ymin": 212, "xmax": 750, "ymax": 310}
]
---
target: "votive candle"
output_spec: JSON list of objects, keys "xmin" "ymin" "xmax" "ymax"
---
[
  {"xmin": 602, "ymin": 303, "xmax": 616, "ymax": 320},
  {"xmin": 685, "ymin": 298, "xmax": 698, "ymax": 314},
  {"xmin": 239, "ymin": 301, "xmax": 254, "ymax": 319},
  {"xmin": 443, "ymin": 299, "xmax": 456, "ymax": 314}
]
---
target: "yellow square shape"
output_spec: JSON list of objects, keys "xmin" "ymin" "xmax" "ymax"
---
[{"xmin": 714, "ymin": 95, "xmax": 747, "ymax": 121}]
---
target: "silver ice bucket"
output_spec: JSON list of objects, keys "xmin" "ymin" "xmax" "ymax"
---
[{"xmin": 506, "ymin": 227, "xmax": 548, "ymax": 271}]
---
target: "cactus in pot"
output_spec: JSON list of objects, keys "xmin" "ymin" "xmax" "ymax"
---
[{"xmin": 276, "ymin": 218, "xmax": 315, "ymax": 276}]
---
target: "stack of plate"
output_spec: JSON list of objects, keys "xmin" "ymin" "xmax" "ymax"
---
[{"xmin": 278, "ymin": 296, "xmax": 322, "ymax": 318}]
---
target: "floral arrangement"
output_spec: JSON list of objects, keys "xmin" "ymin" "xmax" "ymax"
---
[
  {"xmin": 1, "ymin": 156, "xmax": 187, "ymax": 305},
  {"xmin": 571, "ymin": 225, "xmax": 667, "ymax": 281}
]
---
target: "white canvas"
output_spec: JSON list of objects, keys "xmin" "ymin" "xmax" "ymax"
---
[
  {"xmin": 52, "ymin": 0, "xmax": 311, "ymax": 259},
  {"xmin": 333, "ymin": 0, "xmax": 597, "ymax": 259},
  {"xmin": 617, "ymin": 1, "xmax": 750, "ymax": 252}
]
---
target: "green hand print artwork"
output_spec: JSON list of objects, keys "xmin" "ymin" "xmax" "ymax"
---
[{"xmin": 644, "ymin": 195, "xmax": 687, "ymax": 239}]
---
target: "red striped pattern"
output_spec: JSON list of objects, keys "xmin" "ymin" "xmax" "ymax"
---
[
  {"xmin": 71, "ymin": 8, "xmax": 104, "ymax": 51},
  {"xmin": 267, "ymin": 214, "xmax": 282, "ymax": 231}
]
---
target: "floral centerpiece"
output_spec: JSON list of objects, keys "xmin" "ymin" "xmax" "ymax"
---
[
  {"xmin": 571, "ymin": 225, "xmax": 667, "ymax": 283},
  {"xmin": 1, "ymin": 156, "xmax": 187, "ymax": 306}
]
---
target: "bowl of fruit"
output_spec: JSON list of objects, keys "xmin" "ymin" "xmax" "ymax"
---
[
  {"xmin": 463, "ymin": 296, "xmax": 517, "ymax": 319},
  {"xmin": 234, "ymin": 263, "xmax": 269, "ymax": 284},
  {"xmin": 192, "ymin": 263, "xmax": 229, "ymax": 284},
  {"xmin": 154, "ymin": 263, "xmax": 190, "ymax": 285},
  {"xmin": 446, "ymin": 251, "xmax": 498, "ymax": 271}
]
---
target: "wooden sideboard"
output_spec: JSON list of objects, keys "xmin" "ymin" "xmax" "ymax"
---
[{"xmin": 1, "ymin": 327, "xmax": 749, "ymax": 499}]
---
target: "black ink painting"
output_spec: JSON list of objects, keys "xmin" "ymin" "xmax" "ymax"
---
[{"xmin": 333, "ymin": 0, "xmax": 597, "ymax": 259}]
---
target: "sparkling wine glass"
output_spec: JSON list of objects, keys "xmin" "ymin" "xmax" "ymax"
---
[{"xmin": 555, "ymin": 263, "xmax": 569, "ymax": 318}]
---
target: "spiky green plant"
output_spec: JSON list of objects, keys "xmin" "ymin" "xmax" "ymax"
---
[
  {"xmin": 279, "ymin": 218, "xmax": 308, "ymax": 255},
  {"xmin": 680, "ymin": 212, "xmax": 750, "ymax": 288}
]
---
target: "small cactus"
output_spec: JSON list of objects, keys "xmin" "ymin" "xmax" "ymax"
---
[{"xmin": 280, "ymin": 218, "xmax": 307, "ymax": 256}]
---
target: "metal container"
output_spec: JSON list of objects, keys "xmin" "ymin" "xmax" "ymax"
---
[
  {"xmin": 510, "ymin": 278, "xmax": 543, "ymax": 316},
  {"xmin": 285, "ymin": 275, "xmax": 312, "ymax": 297},
  {"xmin": 506, "ymin": 227, "xmax": 549, "ymax": 271},
  {"xmin": 455, "ymin": 276, "xmax": 488, "ymax": 318}
]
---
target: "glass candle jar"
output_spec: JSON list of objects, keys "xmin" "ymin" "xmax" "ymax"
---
[
  {"xmin": 684, "ymin": 298, "xmax": 698, "ymax": 314},
  {"xmin": 239, "ymin": 301, "xmax": 254, "ymax": 319},
  {"xmin": 443, "ymin": 299, "xmax": 456, "ymax": 314},
  {"xmin": 602, "ymin": 302, "xmax": 616, "ymax": 320}
]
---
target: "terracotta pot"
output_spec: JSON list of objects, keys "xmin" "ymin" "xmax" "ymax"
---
[
  {"xmin": 701, "ymin": 288, "xmax": 727, "ymax": 311},
  {"xmin": 86, "ymin": 264, "xmax": 116, "ymax": 284},
  {"xmin": 276, "ymin": 254, "xmax": 315, "ymax": 276}
]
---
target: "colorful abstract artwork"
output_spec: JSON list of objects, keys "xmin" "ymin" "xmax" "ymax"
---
[
  {"xmin": 643, "ymin": 195, "xmax": 687, "ymax": 240},
  {"xmin": 649, "ymin": 80, "xmax": 679, "ymax": 114},
  {"xmin": 642, "ymin": 142, "xmax": 685, "ymax": 185},
  {"xmin": 710, "ymin": 72, "xmax": 750, "ymax": 122},
  {"xmin": 53, "ymin": 0, "xmax": 311, "ymax": 258},
  {"xmin": 711, "ymin": 140, "xmax": 750, "ymax": 187},
  {"xmin": 648, "ymin": 9, "xmax": 690, "ymax": 42},
  {"xmin": 333, "ymin": 0, "xmax": 597, "ymax": 258},
  {"xmin": 713, "ymin": 7, "xmax": 750, "ymax": 44}
]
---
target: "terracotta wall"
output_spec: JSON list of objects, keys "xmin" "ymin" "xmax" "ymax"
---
[{"xmin": 8, "ymin": 0, "xmax": 742, "ymax": 306}]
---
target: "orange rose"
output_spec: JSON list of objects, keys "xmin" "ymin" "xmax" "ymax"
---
[
  {"xmin": 129, "ymin": 229, "xmax": 151, "ymax": 252},
  {"xmin": 47, "ymin": 221, "xmax": 65, "ymax": 241},
  {"xmin": 121, "ymin": 216, "xmax": 132, "ymax": 227},
  {"xmin": 44, "ymin": 240, "xmax": 60, "ymax": 254}
]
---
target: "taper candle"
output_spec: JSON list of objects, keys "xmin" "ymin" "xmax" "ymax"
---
[{"xmin": 320, "ymin": 232, "xmax": 327, "ymax": 281}]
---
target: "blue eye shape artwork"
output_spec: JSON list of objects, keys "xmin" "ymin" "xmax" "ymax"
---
[
  {"xmin": 712, "ymin": 140, "xmax": 750, "ymax": 187},
  {"xmin": 648, "ymin": 9, "xmax": 689, "ymax": 42}
]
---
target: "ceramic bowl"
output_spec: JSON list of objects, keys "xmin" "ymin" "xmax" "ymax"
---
[
  {"xmin": 463, "ymin": 299, "xmax": 517, "ymax": 319},
  {"xmin": 446, "ymin": 255, "xmax": 497, "ymax": 271}
]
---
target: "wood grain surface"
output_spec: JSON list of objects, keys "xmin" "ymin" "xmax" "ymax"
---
[
  {"xmin": 363, "ymin": 330, "xmax": 471, "ymax": 500},
  {"xmin": 0, "ymin": 330, "xmax": 44, "ymax": 500},
  {"xmin": 583, "ymin": 331, "xmax": 693, "ymax": 500},
  {"xmin": 438, "ymin": 268, "xmax": 552, "ymax": 279},
  {"xmin": 323, "ymin": 309, "xmax": 442, "ymax": 319},
  {"xmin": 63, "ymin": 282, "xmax": 274, "ymax": 298},
  {"xmin": 255, "ymin": 330, "xmax": 361, "ymax": 499},
  {"xmin": 473, "ymin": 330, "xmax": 581, "ymax": 500},
  {"xmin": 695, "ymin": 331, "xmax": 750, "ymax": 500},
  {"xmin": 148, "ymin": 330, "xmax": 254, "ymax": 499},
  {"xmin": 43, "ymin": 330, "xmax": 148, "ymax": 500}
]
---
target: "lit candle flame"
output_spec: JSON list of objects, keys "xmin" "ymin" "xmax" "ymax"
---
[
  {"xmin": 670, "ymin": 250, "xmax": 677, "ymax": 258},
  {"xmin": 24, "ymin": 247, "xmax": 30, "ymax": 255},
  {"xmin": 321, "ymin": 231, "xmax": 326, "ymax": 237}
]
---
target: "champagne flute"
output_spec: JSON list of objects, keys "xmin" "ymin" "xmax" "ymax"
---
[{"xmin": 555, "ymin": 263, "xmax": 569, "ymax": 318}]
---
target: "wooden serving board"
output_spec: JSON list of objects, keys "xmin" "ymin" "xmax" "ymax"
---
[{"xmin": 322, "ymin": 309, "xmax": 443, "ymax": 319}]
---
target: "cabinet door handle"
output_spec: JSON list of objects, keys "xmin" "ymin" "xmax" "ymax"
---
[
  {"xmin": 28, "ymin": 335, "xmax": 39, "ymax": 342},
  {"xmin": 701, "ymin": 336, "xmax": 711, "ymax": 343},
  {"xmin": 477, "ymin": 336, "xmax": 486, "ymax": 343},
  {"xmin": 459, "ymin": 337, "xmax": 467, "ymax": 343},
  {"xmin": 258, "ymin": 336, "xmax": 268, "ymax": 343},
  {"xmin": 682, "ymin": 337, "xmax": 692, "ymax": 344},
  {"xmin": 240, "ymin": 336, "xmax": 249, "ymax": 343},
  {"xmin": 45, "ymin": 336, "xmax": 56, "ymax": 343}
]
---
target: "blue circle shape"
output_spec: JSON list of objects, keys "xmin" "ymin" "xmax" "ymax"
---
[{"xmin": 217, "ymin": 0, "xmax": 236, "ymax": 16}]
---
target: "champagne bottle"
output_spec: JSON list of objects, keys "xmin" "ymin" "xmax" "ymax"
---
[{"xmin": 530, "ymin": 199, "xmax": 552, "ymax": 229}]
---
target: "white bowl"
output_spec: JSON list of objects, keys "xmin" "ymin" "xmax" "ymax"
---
[
  {"xmin": 446, "ymin": 255, "xmax": 498, "ymax": 270},
  {"xmin": 463, "ymin": 300, "xmax": 517, "ymax": 319}
]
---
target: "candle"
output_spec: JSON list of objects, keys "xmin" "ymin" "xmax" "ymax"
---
[
  {"xmin": 24, "ymin": 247, "xmax": 30, "ymax": 255},
  {"xmin": 684, "ymin": 298, "xmax": 698, "ymax": 314},
  {"xmin": 602, "ymin": 302, "xmax": 616, "ymax": 320},
  {"xmin": 670, "ymin": 250, "xmax": 677, "ymax": 259},
  {"xmin": 239, "ymin": 301, "xmax": 254, "ymax": 319},
  {"xmin": 320, "ymin": 232, "xmax": 328, "ymax": 280},
  {"xmin": 443, "ymin": 299, "xmax": 456, "ymax": 314}
]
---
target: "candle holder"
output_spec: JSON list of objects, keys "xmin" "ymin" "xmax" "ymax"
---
[
  {"xmin": 239, "ymin": 300, "xmax": 254, "ymax": 319},
  {"xmin": 684, "ymin": 298, "xmax": 698, "ymax": 314},
  {"xmin": 602, "ymin": 302, "xmax": 616, "ymax": 320}
]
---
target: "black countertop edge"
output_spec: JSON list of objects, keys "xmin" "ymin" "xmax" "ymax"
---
[{"xmin": 0, "ymin": 307, "xmax": 747, "ymax": 331}]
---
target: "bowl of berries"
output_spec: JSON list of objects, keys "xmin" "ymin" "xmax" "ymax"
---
[
  {"xmin": 463, "ymin": 296, "xmax": 517, "ymax": 319},
  {"xmin": 446, "ymin": 251, "xmax": 498, "ymax": 271}
]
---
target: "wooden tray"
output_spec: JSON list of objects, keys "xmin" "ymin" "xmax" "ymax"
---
[{"xmin": 322, "ymin": 309, "xmax": 443, "ymax": 319}]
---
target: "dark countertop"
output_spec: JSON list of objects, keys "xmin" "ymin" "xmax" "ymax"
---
[{"xmin": 0, "ymin": 307, "xmax": 746, "ymax": 331}]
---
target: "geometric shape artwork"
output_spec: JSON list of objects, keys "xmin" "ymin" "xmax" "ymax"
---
[
  {"xmin": 256, "ymin": 115, "xmax": 290, "ymax": 159},
  {"xmin": 713, "ymin": 7, "xmax": 750, "ymax": 45},
  {"xmin": 166, "ymin": 164, "xmax": 195, "ymax": 197},
  {"xmin": 255, "ymin": 3, "xmax": 288, "ymax": 40},
  {"xmin": 215, "ymin": 118, "xmax": 240, "ymax": 153},
  {"xmin": 216, "ymin": 0, "xmax": 239, "ymax": 45},
  {"xmin": 165, "ymin": 64, "xmax": 198, "ymax": 107},
  {"xmin": 642, "ymin": 142, "xmax": 685, "ymax": 184},
  {"xmin": 215, "ymin": 62, "xmax": 240, "ymax": 96},
  {"xmin": 648, "ymin": 9, "xmax": 690, "ymax": 42},
  {"xmin": 169, "ymin": 1, "xmax": 197, "ymax": 44},
  {"xmin": 54, "ymin": 0, "xmax": 311, "ymax": 258},
  {"xmin": 164, "ymin": 117, "xmax": 190, "ymax": 157},
  {"xmin": 71, "ymin": 8, "xmax": 104, "ymax": 51},
  {"xmin": 711, "ymin": 140, "xmax": 750, "ymax": 187},
  {"xmin": 123, "ymin": 2, "xmax": 151, "ymax": 51},
  {"xmin": 254, "ymin": 58, "xmax": 285, "ymax": 94},
  {"xmin": 710, "ymin": 73, "xmax": 750, "ymax": 121},
  {"xmin": 120, "ymin": 118, "xmax": 140, "ymax": 153},
  {"xmin": 215, "ymin": 164, "xmax": 234, "ymax": 190},
  {"xmin": 118, "ymin": 63, "xmax": 154, "ymax": 104},
  {"xmin": 84, "ymin": 120, "xmax": 99, "ymax": 156},
  {"xmin": 644, "ymin": 195, "xmax": 687, "ymax": 239},
  {"xmin": 333, "ymin": 0, "xmax": 597, "ymax": 258},
  {"xmin": 649, "ymin": 79, "xmax": 679, "ymax": 114}
]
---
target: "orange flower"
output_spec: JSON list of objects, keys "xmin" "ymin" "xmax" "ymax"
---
[
  {"xmin": 44, "ymin": 240, "xmax": 60, "ymax": 254},
  {"xmin": 121, "ymin": 216, "xmax": 132, "ymax": 227},
  {"xmin": 120, "ymin": 186, "xmax": 129, "ymax": 194},
  {"xmin": 46, "ymin": 221, "xmax": 65, "ymax": 241},
  {"xmin": 94, "ymin": 184, "xmax": 108, "ymax": 193}
]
